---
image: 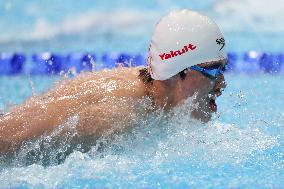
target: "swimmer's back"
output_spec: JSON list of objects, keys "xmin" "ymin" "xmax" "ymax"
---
[{"xmin": 0, "ymin": 67, "xmax": 147, "ymax": 154}]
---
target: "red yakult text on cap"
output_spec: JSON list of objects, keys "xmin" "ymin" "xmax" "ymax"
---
[{"xmin": 159, "ymin": 43, "xmax": 197, "ymax": 61}]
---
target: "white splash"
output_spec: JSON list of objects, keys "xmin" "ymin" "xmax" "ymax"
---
[{"xmin": 0, "ymin": 90, "xmax": 280, "ymax": 188}]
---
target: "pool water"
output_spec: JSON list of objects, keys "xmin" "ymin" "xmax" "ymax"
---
[
  {"xmin": 0, "ymin": 73, "xmax": 283, "ymax": 188},
  {"xmin": 1, "ymin": 0, "xmax": 284, "ymax": 188}
]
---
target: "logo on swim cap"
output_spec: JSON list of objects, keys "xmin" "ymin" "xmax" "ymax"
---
[
  {"xmin": 159, "ymin": 43, "xmax": 197, "ymax": 61},
  {"xmin": 216, "ymin": 38, "xmax": 225, "ymax": 51}
]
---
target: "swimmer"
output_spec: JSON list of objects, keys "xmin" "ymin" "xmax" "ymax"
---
[{"xmin": 0, "ymin": 10, "xmax": 227, "ymax": 154}]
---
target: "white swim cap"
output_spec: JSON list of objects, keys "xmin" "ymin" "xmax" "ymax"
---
[{"xmin": 148, "ymin": 9, "xmax": 227, "ymax": 80}]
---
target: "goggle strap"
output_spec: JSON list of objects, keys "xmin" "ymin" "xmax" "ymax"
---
[
  {"xmin": 190, "ymin": 65, "xmax": 204, "ymax": 72},
  {"xmin": 191, "ymin": 65, "xmax": 221, "ymax": 78}
]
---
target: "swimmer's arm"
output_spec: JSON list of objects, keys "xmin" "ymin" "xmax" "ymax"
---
[
  {"xmin": 0, "ymin": 80, "xmax": 96, "ymax": 153},
  {"xmin": 0, "ymin": 95, "xmax": 75, "ymax": 154},
  {"xmin": 0, "ymin": 96, "xmax": 136, "ymax": 154}
]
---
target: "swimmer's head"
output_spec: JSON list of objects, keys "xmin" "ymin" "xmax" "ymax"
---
[{"xmin": 148, "ymin": 9, "xmax": 227, "ymax": 80}]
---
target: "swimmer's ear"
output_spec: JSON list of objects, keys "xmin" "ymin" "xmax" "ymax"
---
[
  {"xmin": 139, "ymin": 68, "xmax": 153, "ymax": 84},
  {"xmin": 179, "ymin": 68, "xmax": 188, "ymax": 80}
]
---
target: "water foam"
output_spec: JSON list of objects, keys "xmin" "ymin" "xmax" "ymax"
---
[{"xmin": 0, "ymin": 96, "xmax": 278, "ymax": 188}]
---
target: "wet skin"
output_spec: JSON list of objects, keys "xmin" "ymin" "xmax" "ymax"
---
[{"xmin": 0, "ymin": 61, "xmax": 226, "ymax": 154}]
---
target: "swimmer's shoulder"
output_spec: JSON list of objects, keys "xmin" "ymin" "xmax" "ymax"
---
[{"xmin": 67, "ymin": 66, "xmax": 144, "ymax": 81}]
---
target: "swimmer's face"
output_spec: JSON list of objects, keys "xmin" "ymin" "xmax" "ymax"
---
[{"xmin": 177, "ymin": 60, "xmax": 227, "ymax": 122}]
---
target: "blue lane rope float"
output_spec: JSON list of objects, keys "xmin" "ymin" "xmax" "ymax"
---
[
  {"xmin": 240, "ymin": 51, "xmax": 263, "ymax": 73},
  {"xmin": 101, "ymin": 52, "xmax": 120, "ymax": 69},
  {"xmin": 31, "ymin": 52, "xmax": 63, "ymax": 75},
  {"xmin": 226, "ymin": 52, "xmax": 237, "ymax": 72},
  {"xmin": 0, "ymin": 52, "xmax": 283, "ymax": 75},
  {"xmin": 259, "ymin": 53, "xmax": 282, "ymax": 73},
  {"xmin": 0, "ymin": 53, "xmax": 13, "ymax": 75},
  {"xmin": 0, "ymin": 53, "xmax": 26, "ymax": 75},
  {"xmin": 101, "ymin": 52, "xmax": 147, "ymax": 69},
  {"xmin": 65, "ymin": 53, "xmax": 96, "ymax": 73}
]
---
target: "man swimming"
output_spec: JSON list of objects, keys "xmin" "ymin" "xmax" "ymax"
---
[{"xmin": 0, "ymin": 10, "xmax": 227, "ymax": 155}]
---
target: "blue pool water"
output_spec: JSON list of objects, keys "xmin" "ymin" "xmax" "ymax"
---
[
  {"xmin": 0, "ymin": 74, "xmax": 283, "ymax": 188},
  {"xmin": 0, "ymin": 0, "xmax": 284, "ymax": 188}
]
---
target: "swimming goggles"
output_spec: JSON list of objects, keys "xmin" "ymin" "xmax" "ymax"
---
[{"xmin": 190, "ymin": 64, "xmax": 226, "ymax": 80}]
